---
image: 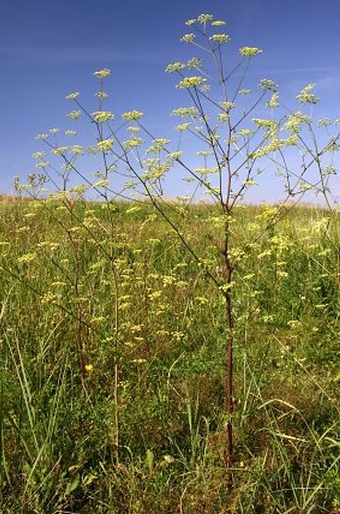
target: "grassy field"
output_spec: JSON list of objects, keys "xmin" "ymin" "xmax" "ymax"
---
[{"xmin": 0, "ymin": 195, "xmax": 339, "ymax": 513}]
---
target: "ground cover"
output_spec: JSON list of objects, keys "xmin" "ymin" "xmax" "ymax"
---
[{"xmin": 0, "ymin": 196, "xmax": 339, "ymax": 513}]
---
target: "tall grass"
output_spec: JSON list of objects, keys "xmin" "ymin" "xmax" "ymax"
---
[{"xmin": 0, "ymin": 196, "xmax": 339, "ymax": 513}]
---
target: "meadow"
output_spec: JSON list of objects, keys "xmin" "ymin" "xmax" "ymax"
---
[{"xmin": 0, "ymin": 195, "xmax": 339, "ymax": 513}]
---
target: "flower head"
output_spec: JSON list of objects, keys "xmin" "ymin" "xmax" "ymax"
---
[
  {"xmin": 93, "ymin": 68, "xmax": 111, "ymax": 79},
  {"xmin": 240, "ymin": 47, "xmax": 263, "ymax": 57},
  {"xmin": 66, "ymin": 91, "xmax": 80, "ymax": 100},
  {"xmin": 180, "ymin": 33, "xmax": 195, "ymax": 44},
  {"xmin": 122, "ymin": 110, "xmax": 144, "ymax": 121},
  {"xmin": 91, "ymin": 110, "xmax": 115, "ymax": 123},
  {"xmin": 296, "ymin": 84, "xmax": 320, "ymax": 104},
  {"xmin": 176, "ymin": 76, "xmax": 207, "ymax": 89}
]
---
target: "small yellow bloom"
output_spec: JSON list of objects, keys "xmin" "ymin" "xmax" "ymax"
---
[
  {"xmin": 91, "ymin": 111, "xmax": 115, "ymax": 123},
  {"xmin": 32, "ymin": 151, "xmax": 45, "ymax": 159},
  {"xmin": 96, "ymin": 139, "xmax": 114, "ymax": 152},
  {"xmin": 177, "ymin": 76, "xmax": 207, "ymax": 89},
  {"xmin": 51, "ymin": 146, "xmax": 68, "ymax": 155},
  {"xmin": 121, "ymin": 110, "xmax": 144, "ymax": 121},
  {"xmin": 211, "ymin": 20, "xmax": 226, "ymax": 26},
  {"xmin": 296, "ymin": 84, "xmax": 320, "ymax": 105},
  {"xmin": 85, "ymin": 364, "xmax": 93, "ymax": 372},
  {"xmin": 209, "ymin": 34, "xmax": 230, "ymax": 43},
  {"xmin": 66, "ymin": 91, "xmax": 80, "ymax": 100},
  {"xmin": 93, "ymin": 68, "xmax": 111, "ymax": 79},
  {"xmin": 240, "ymin": 46, "xmax": 262, "ymax": 57},
  {"xmin": 180, "ymin": 33, "xmax": 195, "ymax": 44},
  {"xmin": 66, "ymin": 110, "xmax": 82, "ymax": 120},
  {"xmin": 17, "ymin": 252, "xmax": 37, "ymax": 263}
]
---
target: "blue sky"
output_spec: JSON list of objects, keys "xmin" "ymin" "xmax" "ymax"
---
[{"xmin": 1, "ymin": 0, "xmax": 339, "ymax": 202}]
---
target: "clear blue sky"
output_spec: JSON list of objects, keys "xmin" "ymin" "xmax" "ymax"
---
[{"xmin": 1, "ymin": 0, "xmax": 339, "ymax": 202}]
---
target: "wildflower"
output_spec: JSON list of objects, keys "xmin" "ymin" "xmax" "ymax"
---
[
  {"xmin": 94, "ymin": 179, "xmax": 110, "ymax": 188},
  {"xmin": 240, "ymin": 47, "xmax": 262, "ymax": 57},
  {"xmin": 317, "ymin": 117, "xmax": 331, "ymax": 127},
  {"xmin": 220, "ymin": 101, "xmax": 235, "ymax": 111},
  {"xmin": 91, "ymin": 110, "xmax": 115, "ymax": 123},
  {"xmin": 296, "ymin": 84, "xmax": 320, "ymax": 104},
  {"xmin": 66, "ymin": 91, "xmax": 80, "ymax": 100},
  {"xmin": 70, "ymin": 184, "xmax": 87, "ymax": 194},
  {"xmin": 197, "ymin": 150, "xmax": 212, "ymax": 156},
  {"xmin": 69, "ymin": 145, "xmax": 83, "ymax": 155},
  {"xmin": 175, "ymin": 122, "xmax": 191, "ymax": 131},
  {"xmin": 36, "ymin": 161, "xmax": 49, "ymax": 169},
  {"xmin": 197, "ymin": 14, "xmax": 214, "ymax": 23},
  {"xmin": 252, "ymin": 118, "xmax": 278, "ymax": 134},
  {"xmin": 176, "ymin": 76, "xmax": 207, "ymax": 89},
  {"xmin": 126, "ymin": 205, "xmax": 141, "ymax": 214},
  {"xmin": 239, "ymin": 129, "xmax": 253, "ymax": 137},
  {"xmin": 249, "ymin": 139, "xmax": 284, "ymax": 160},
  {"xmin": 180, "ymin": 33, "xmax": 195, "ymax": 43},
  {"xmin": 123, "ymin": 137, "xmax": 143, "ymax": 149},
  {"xmin": 218, "ymin": 113, "xmax": 229, "ymax": 122},
  {"xmin": 243, "ymin": 178, "xmax": 257, "ymax": 187},
  {"xmin": 96, "ymin": 139, "xmax": 114, "ymax": 152},
  {"xmin": 93, "ymin": 68, "xmax": 111, "ymax": 79},
  {"xmin": 148, "ymin": 290, "xmax": 162, "ymax": 301},
  {"xmin": 51, "ymin": 146, "xmax": 68, "ymax": 155},
  {"xmin": 85, "ymin": 364, "xmax": 93, "ymax": 372},
  {"xmin": 166, "ymin": 62, "xmax": 185, "ymax": 73},
  {"xmin": 209, "ymin": 34, "xmax": 231, "ymax": 43},
  {"xmin": 162, "ymin": 455, "xmax": 175, "ymax": 465},
  {"xmin": 186, "ymin": 57, "xmax": 203, "ymax": 69},
  {"xmin": 32, "ymin": 151, "xmax": 45, "ymax": 159},
  {"xmin": 67, "ymin": 110, "xmax": 82, "ymax": 120},
  {"xmin": 284, "ymin": 111, "xmax": 311, "ymax": 132},
  {"xmin": 95, "ymin": 91, "xmax": 109, "ymax": 100},
  {"xmin": 266, "ymin": 92, "xmax": 280, "ymax": 109},
  {"xmin": 171, "ymin": 107, "xmax": 198, "ymax": 117},
  {"xmin": 259, "ymin": 79, "xmax": 278, "ymax": 91},
  {"xmin": 195, "ymin": 167, "xmax": 218, "ymax": 175},
  {"xmin": 322, "ymin": 165, "xmax": 337, "ymax": 175},
  {"xmin": 195, "ymin": 296, "xmax": 209, "ymax": 305},
  {"xmin": 122, "ymin": 110, "xmax": 144, "ymax": 121},
  {"xmin": 156, "ymin": 138, "xmax": 170, "ymax": 146},
  {"xmin": 17, "ymin": 252, "xmax": 37, "ymax": 263},
  {"xmin": 167, "ymin": 151, "xmax": 184, "ymax": 159}
]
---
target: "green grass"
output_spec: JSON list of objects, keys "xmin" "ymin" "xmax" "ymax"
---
[{"xmin": 0, "ymin": 195, "xmax": 339, "ymax": 513}]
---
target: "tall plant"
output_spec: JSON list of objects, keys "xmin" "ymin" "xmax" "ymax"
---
[{"xmin": 23, "ymin": 13, "xmax": 339, "ymax": 486}]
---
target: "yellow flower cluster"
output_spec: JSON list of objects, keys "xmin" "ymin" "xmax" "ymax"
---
[
  {"xmin": 91, "ymin": 111, "xmax": 115, "ymax": 123},
  {"xmin": 296, "ymin": 84, "xmax": 320, "ymax": 105},
  {"xmin": 209, "ymin": 34, "xmax": 230, "ymax": 43},
  {"xmin": 93, "ymin": 68, "xmax": 111, "ymax": 79},
  {"xmin": 239, "ymin": 47, "xmax": 262, "ymax": 57},
  {"xmin": 121, "ymin": 110, "xmax": 144, "ymax": 121},
  {"xmin": 96, "ymin": 139, "xmax": 114, "ymax": 152},
  {"xmin": 177, "ymin": 76, "xmax": 207, "ymax": 89}
]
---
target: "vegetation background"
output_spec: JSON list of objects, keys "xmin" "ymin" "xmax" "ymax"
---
[
  {"xmin": 0, "ymin": 197, "xmax": 339, "ymax": 513},
  {"xmin": 0, "ymin": 5, "xmax": 340, "ymax": 514}
]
